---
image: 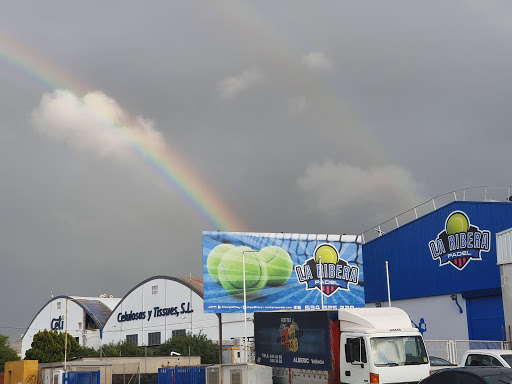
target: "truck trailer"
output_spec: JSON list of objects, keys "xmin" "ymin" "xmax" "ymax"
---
[{"xmin": 254, "ymin": 307, "xmax": 430, "ymax": 384}]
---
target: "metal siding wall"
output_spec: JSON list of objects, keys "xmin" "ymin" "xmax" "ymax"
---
[
  {"xmin": 497, "ymin": 228, "xmax": 512, "ymax": 265},
  {"xmin": 466, "ymin": 295, "xmax": 505, "ymax": 341},
  {"xmin": 364, "ymin": 202, "xmax": 512, "ymax": 303}
]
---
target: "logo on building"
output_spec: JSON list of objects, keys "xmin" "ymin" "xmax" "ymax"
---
[
  {"xmin": 429, "ymin": 211, "xmax": 491, "ymax": 270},
  {"xmin": 50, "ymin": 315, "xmax": 64, "ymax": 330},
  {"xmin": 295, "ymin": 243, "xmax": 359, "ymax": 296}
]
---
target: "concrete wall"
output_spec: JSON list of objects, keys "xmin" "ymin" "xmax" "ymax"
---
[
  {"xmin": 501, "ymin": 264, "xmax": 512, "ymax": 342},
  {"xmin": 4, "ymin": 360, "xmax": 38, "ymax": 384},
  {"xmin": 218, "ymin": 364, "xmax": 272, "ymax": 384}
]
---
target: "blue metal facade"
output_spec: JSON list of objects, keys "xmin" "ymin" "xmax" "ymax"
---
[
  {"xmin": 63, "ymin": 371, "xmax": 100, "ymax": 384},
  {"xmin": 465, "ymin": 294, "xmax": 505, "ymax": 340},
  {"xmin": 158, "ymin": 365, "xmax": 211, "ymax": 384},
  {"xmin": 363, "ymin": 202, "xmax": 512, "ymax": 303}
]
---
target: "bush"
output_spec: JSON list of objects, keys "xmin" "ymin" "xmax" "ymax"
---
[{"xmin": 157, "ymin": 333, "xmax": 219, "ymax": 364}]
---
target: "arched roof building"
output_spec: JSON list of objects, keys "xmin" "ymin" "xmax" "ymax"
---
[
  {"xmin": 21, "ymin": 295, "xmax": 121, "ymax": 357},
  {"xmin": 21, "ymin": 276, "xmax": 248, "ymax": 358},
  {"xmin": 100, "ymin": 276, "xmax": 219, "ymax": 347}
]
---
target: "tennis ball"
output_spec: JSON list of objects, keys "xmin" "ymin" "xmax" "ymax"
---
[
  {"xmin": 259, "ymin": 246, "xmax": 293, "ymax": 286},
  {"xmin": 314, "ymin": 244, "xmax": 338, "ymax": 264},
  {"xmin": 446, "ymin": 212, "xmax": 469, "ymax": 235},
  {"xmin": 217, "ymin": 246, "xmax": 268, "ymax": 297},
  {"xmin": 207, "ymin": 243, "xmax": 235, "ymax": 283}
]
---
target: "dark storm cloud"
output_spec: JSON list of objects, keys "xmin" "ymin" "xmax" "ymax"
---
[{"xmin": 1, "ymin": 1, "xmax": 512, "ymax": 340}]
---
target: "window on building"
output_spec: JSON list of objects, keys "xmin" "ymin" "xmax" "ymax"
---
[
  {"xmin": 126, "ymin": 334, "xmax": 138, "ymax": 344},
  {"xmin": 57, "ymin": 302, "xmax": 61, "ymax": 310},
  {"xmin": 85, "ymin": 313, "xmax": 96, "ymax": 330},
  {"xmin": 152, "ymin": 285, "xmax": 158, "ymax": 295},
  {"xmin": 75, "ymin": 337, "xmax": 79, "ymax": 343},
  {"xmin": 78, "ymin": 322, "xmax": 82, "ymax": 330},
  {"xmin": 148, "ymin": 332, "xmax": 161, "ymax": 346},
  {"xmin": 172, "ymin": 329, "xmax": 186, "ymax": 337}
]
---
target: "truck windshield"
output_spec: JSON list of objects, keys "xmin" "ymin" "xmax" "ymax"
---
[{"xmin": 370, "ymin": 336, "xmax": 428, "ymax": 367}]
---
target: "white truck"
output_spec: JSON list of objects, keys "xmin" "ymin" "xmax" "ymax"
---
[{"xmin": 254, "ymin": 307, "xmax": 431, "ymax": 384}]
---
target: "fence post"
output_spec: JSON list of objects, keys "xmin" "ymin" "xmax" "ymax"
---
[{"xmin": 448, "ymin": 340, "xmax": 456, "ymax": 364}]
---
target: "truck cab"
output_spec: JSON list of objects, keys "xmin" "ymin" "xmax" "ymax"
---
[{"xmin": 338, "ymin": 308, "xmax": 430, "ymax": 384}]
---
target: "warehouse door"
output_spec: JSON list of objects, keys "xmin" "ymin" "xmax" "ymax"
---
[{"xmin": 466, "ymin": 295, "xmax": 505, "ymax": 341}]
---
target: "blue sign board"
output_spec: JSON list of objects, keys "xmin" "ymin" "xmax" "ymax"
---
[
  {"xmin": 254, "ymin": 310, "xmax": 337, "ymax": 370},
  {"xmin": 202, "ymin": 232, "xmax": 364, "ymax": 313},
  {"xmin": 363, "ymin": 202, "xmax": 512, "ymax": 302}
]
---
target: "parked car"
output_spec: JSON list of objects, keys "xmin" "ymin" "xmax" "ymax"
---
[
  {"xmin": 461, "ymin": 349, "xmax": 512, "ymax": 368},
  {"xmin": 419, "ymin": 366, "xmax": 512, "ymax": 383},
  {"xmin": 429, "ymin": 356, "xmax": 457, "ymax": 371}
]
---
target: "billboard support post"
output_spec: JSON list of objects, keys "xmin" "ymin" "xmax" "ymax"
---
[
  {"xmin": 386, "ymin": 261, "xmax": 391, "ymax": 307},
  {"xmin": 242, "ymin": 250, "xmax": 258, "ymax": 363},
  {"xmin": 319, "ymin": 255, "xmax": 324, "ymax": 310}
]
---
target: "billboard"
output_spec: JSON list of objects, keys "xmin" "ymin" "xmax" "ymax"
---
[
  {"xmin": 254, "ymin": 310, "xmax": 337, "ymax": 369},
  {"xmin": 202, "ymin": 232, "xmax": 364, "ymax": 313}
]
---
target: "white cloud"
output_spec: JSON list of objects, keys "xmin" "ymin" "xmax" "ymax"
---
[
  {"xmin": 302, "ymin": 51, "xmax": 333, "ymax": 70},
  {"xmin": 32, "ymin": 89, "xmax": 166, "ymax": 161},
  {"xmin": 297, "ymin": 161, "xmax": 422, "ymax": 221},
  {"xmin": 218, "ymin": 68, "xmax": 264, "ymax": 100}
]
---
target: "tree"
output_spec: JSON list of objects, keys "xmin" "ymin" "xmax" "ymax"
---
[
  {"xmin": 0, "ymin": 334, "xmax": 19, "ymax": 373},
  {"xmin": 25, "ymin": 330, "xmax": 80, "ymax": 363},
  {"xmin": 101, "ymin": 340, "xmax": 149, "ymax": 357},
  {"xmin": 157, "ymin": 333, "xmax": 219, "ymax": 364}
]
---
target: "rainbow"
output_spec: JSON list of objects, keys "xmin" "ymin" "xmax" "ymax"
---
[{"xmin": 0, "ymin": 34, "xmax": 246, "ymax": 232}]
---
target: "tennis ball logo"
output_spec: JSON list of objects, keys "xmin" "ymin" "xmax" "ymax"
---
[
  {"xmin": 314, "ymin": 244, "xmax": 338, "ymax": 264},
  {"xmin": 217, "ymin": 246, "xmax": 268, "ymax": 297},
  {"xmin": 259, "ymin": 246, "xmax": 293, "ymax": 286},
  {"xmin": 446, "ymin": 212, "xmax": 469, "ymax": 235},
  {"xmin": 207, "ymin": 243, "xmax": 235, "ymax": 283}
]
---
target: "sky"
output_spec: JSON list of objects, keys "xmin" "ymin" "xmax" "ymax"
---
[{"xmin": 1, "ymin": 1, "xmax": 512, "ymax": 341}]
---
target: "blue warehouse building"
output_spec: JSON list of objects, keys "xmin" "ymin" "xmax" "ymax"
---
[{"xmin": 363, "ymin": 200, "xmax": 512, "ymax": 344}]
